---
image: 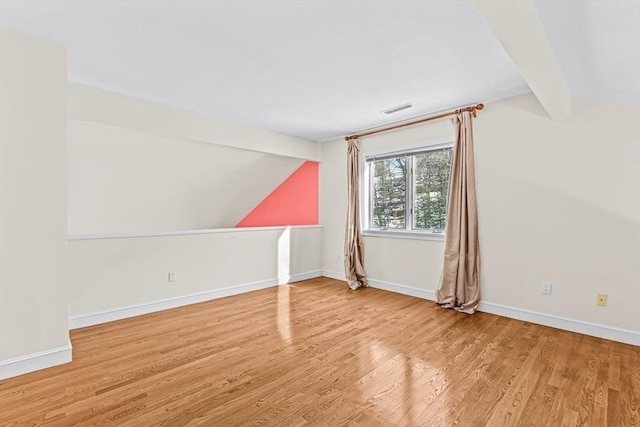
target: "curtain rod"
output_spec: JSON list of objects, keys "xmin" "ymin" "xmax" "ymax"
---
[{"xmin": 344, "ymin": 103, "xmax": 484, "ymax": 141}]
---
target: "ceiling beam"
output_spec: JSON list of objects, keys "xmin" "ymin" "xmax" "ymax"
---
[{"xmin": 473, "ymin": 0, "xmax": 572, "ymax": 120}]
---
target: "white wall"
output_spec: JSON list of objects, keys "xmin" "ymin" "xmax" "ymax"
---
[
  {"xmin": 66, "ymin": 83, "xmax": 323, "ymax": 329},
  {"xmin": 475, "ymin": 95, "xmax": 639, "ymax": 333},
  {"xmin": 0, "ymin": 30, "xmax": 70, "ymax": 364},
  {"xmin": 69, "ymin": 227, "xmax": 322, "ymax": 322},
  {"xmin": 321, "ymin": 94, "xmax": 640, "ymax": 334},
  {"xmin": 0, "ymin": 30, "xmax": 323, "ymax": 378},
  {"xmin": 68, "ymin": 83, "xmax": 322, "ymax": 161},
  {"xmin": 321, "ymin": 118, "xmax": 452, "ymax": 288},
  {"xmin": 67, "ymin": 85, "xmax": 322, "ymax": 234},
  {"xmin": 68, "ymin": 120, "xmax": 303, "ymax": 234}
]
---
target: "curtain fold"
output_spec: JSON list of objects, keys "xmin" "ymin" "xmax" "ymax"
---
[
  {"xmin": 344, "ymin": 138, "xmax": 368, "ymax": 290},
  {"xmin": 436, "ymin": 111, "xmax": 481, "ymax": 314}
]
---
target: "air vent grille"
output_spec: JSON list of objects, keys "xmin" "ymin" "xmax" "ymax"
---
[{"xmin": 383, "ymin": 103, "xmax": 413, "ymax": 114}]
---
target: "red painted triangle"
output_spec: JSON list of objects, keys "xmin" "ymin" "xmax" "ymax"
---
[{"xmin": 236, "ymin": 161, "xmax": 318, "ymax": 227}]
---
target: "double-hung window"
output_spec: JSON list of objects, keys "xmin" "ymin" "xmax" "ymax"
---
[{"xmin": 363, "ymin": 142, "xmax": 453, "ymax": 239}]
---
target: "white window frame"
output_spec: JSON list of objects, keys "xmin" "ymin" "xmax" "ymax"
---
[{"xmin": 361, "ymin": 138, "xmax": 454, "ymax": 241}]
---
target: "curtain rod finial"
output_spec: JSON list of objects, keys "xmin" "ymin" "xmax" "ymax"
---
[{"xmin": 476, "ymin": 103, "xmax": 484, "ymax": 110}]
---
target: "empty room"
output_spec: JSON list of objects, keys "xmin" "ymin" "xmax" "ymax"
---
[{"xmin": 0, "ymin": 0, "xmax": 638, "ymax": 426}]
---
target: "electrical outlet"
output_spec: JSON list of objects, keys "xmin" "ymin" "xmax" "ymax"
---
[
  {"xmin": 541, "ymin": 281, "xmax": 552, "ymax": 295},
  {"xmin": 168, "ymin": 271, "xmax": 176, "ymax": 283},
  {"xmin": 596, "ymin": 293, "xmax": 608, "ymax": 307}
]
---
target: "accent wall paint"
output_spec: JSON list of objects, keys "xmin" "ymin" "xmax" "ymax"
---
[
  {"xmin": 236, "ymin": 161, "xmax": 319, "ymax": 227},
  {"xmin": 68, "ymin": 120, "xmax": 305, "ymax": 234}
]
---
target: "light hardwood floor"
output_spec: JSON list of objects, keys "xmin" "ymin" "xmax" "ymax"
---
[{"xmin": 0, "ymin": 277, "xmax": 638, "ymax": 426}]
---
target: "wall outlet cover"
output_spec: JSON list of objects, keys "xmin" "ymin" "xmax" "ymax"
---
[{"xmin": 597, "ymin": 293, "xmax": 608, "ymax": 307}]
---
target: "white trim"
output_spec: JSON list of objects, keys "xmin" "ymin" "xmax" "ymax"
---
[
  {"xmin": 477, "ymin": 301, "xmax": 640, "ymax": 346},
  {"xmin": 0, "ymin": 337, "xmax": 72, "ymax": 380},
  {"xmin": 361, "ymin": 137, "xmax": 455, "ymax": 158},
  {"xmin": 363, "ymin": 229, "xmax": 446, "ymax": 242},
  {"xmin": 362, "ymin": 140, "xmax": 453, "ymax": 236},
  {"xmin": 68, "ymin": 225, "xmax": 322, "ymax": 241},
  {"xmin": 70, "ymin": 278, "xmax": 277, "ymax": 329},
  {"xmin": 320, "ymin": 271, "xmax": 639, "ymax": 346},
  {"xmin": 321, "ymin": 269, "xmax": 346, "ymax": 281},
  {"xmin": 69, "ymin": 271, "xmax": 323, "ymax": 329},
  {"xmin": 367, "ymin": 277, "xmax": 436, "ymax": 300},
  {"xmin": 281, "ymin": 270, "xmax": 323, "ymax": 284}
]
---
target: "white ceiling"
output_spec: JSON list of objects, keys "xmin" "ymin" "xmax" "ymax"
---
[
  {"xmin": 534, "ymin": 0, "xmax": 640, "ymax": 108},
  {"xmin": 1, "ymin": 1, "xmax": 638, "ymax": 142}
]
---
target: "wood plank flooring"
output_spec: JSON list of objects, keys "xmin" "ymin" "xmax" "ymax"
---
[{"xmin": 0, "ymin": 277, "xmax": 638, "ymax": 426}]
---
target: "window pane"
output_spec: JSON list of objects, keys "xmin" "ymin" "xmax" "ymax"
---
[
  {"xmin": 413, "ymin": 149, "xmax": 452, "ymax": 231},
  {"xmin": 371, "ymin": 157, "xmax": 406, "ymax": 229}
]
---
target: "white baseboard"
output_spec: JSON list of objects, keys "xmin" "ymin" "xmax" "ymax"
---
[
  {"xmin": 320, "ymin": 270, "xmax": 639, "ymax": 346},
  {"xmin": 280, "ymin": 270, "xmax": 323, "ymax": 284},
  {"xmin": 70, "ymin": 271, "xmax": 323, "ymax": 330},
  {"xmin": 477, "ymin": 301, "xmax": 640, "ymax": 346},
  {"xmin": 0, "ymin": 338, "xmax": 72, "ymax": 380},
  {"xmin": 368, "ymin": 277, "xmax": 436, "ymax": 301},
  {"xmin": 320, "ymin": 269, "xmax": 345, "ymax": 281}
]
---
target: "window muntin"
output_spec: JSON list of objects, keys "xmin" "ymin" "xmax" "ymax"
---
[{"xmin": 365, "ymin": 144, "xmax": 453, "ymax": 234}]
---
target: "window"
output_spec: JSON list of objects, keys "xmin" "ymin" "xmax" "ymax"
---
[{"xmin": 364, "ymin": 143, "xmax": 453, "ymax": 238}]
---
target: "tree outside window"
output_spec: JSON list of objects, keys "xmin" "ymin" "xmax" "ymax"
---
[{"xmin": 367, "ymin": 145, "xmax": 452, "ymax": 234}]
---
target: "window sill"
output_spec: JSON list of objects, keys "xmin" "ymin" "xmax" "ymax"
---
[{"xmin": 362, "ymin": 229, "xmax": 446, "ymax": 242}]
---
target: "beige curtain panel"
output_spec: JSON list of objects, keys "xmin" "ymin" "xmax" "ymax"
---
[
  {"xmin": 436, "ymin": 111, "xmax": 481, "ymax": 314},
  {"xmin": 344, "ymin": 138, "xmax": 368, "ymax": 291}
]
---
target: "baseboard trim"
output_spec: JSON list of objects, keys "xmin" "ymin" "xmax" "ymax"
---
[
  {"xmin": 477, "ymin": 301, "xmax": 640, "ymax": 346},
  {"xmin": 320, "ymin": 269, "xmax": 345, "ymax": 281},
  {"xmin": 70, "ymin": 271, "xmax": 323, "ymax": 330},
  {"xmin": 320, "ymin": 270, "xmax": 639, "ymax": 346},
  {"xmin": 0, "ymin": 338, "xmax": 72, "ymax": 380},
  {"xmin": 368, "ymin": 278, "xmax": 436, "ymax": 301},
  {"xmin": 280, "ymin": 270, "xmax": 323, "ymax": 284},
  {"xmin": 70, "ymin": 278, "xmax": 278, "ymax": 329}
]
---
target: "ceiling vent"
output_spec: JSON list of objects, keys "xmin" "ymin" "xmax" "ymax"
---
[{"xmin": 382, "ymin": 103, "xmax": 413, "ymax": 114}]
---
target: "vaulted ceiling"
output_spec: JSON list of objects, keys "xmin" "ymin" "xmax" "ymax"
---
[{"xmin": 1, "ymin": 0, "xmax": 638, "ymax": 142}]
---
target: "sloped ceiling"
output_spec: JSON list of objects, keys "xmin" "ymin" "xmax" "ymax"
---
[
  {"xmin": 1, "ymin": 1, "xmax": 638, "ymax": 142},
  {"xmin": 68, "ymin": 121, "xmax": 304, "ymax": 234},
  {"xmin": 534, "ymin": 0, "xmax": 640, "ymax": 107}
]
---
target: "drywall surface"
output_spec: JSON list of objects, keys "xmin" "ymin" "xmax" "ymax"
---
[
  {"xmin": 474, "ymin": 95, "xmax": 639, "ymax": 331},
  {"xmin": 67, "ymin": 82, "xmax": 323, "ymax": 335},
  {"xmin": 237, "ymin": 161, "xmax": 319, "ymax": 227},
  {"xmin": 68, "ymin": 120, "xmax": 304, "ymax": 234},
  {"xmin": 321, "ymin": 93, "xmax": 640, "ymax": 332},
  {"xmin": 320, "ymin": 117, "xmax": 452, "ymax": 287},
  {"xmin": 68, "ymin": 83, "xmax": 322, "ymax": 161},
  {"xmin": 69, "ymin": 227, "xmax": 322, "ymax": 317},
  {"xmin": 0, "ymin": 30, "xmax": 70, "ymax": 361}
]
